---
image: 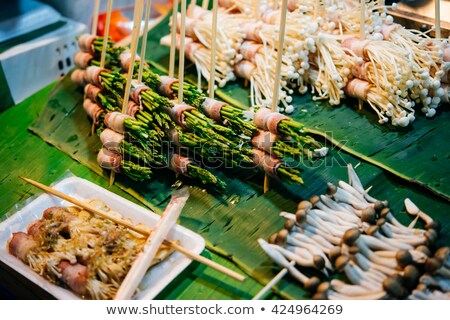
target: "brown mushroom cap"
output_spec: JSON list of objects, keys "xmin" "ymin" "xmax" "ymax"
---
[
  {"xmin": 342, "ymin": 229, "xmax": 361, "ymax": 246},
  {"xmin": 425, "ymin": 220, "xmax": 441, "ymax": 233},
  {"xmin": 304, "ymin": 276, "xmax": 321, "ymax": 292},
  {"xmin": 373, "ymin": 201, "xmax": 386, "ymax": 211},
  {"xmin": 425, "ymin": 229, "xmax": 438, "ymax": 246},
  {"xmin": 365, "ymin": 225, "xmax": 379, "ymax": 236},
  {"xmin": 295, "ymin": 209, "xmax": 307, "ymax": 224},
  {"xmin": 276, "ymin": 229, "xmax": 289, "ymax": 246},
  {"xmin": 268, "ymin": 233, "xmax": 278, "ymax": 244},
  {"xmin": 316, "ymin": 281, "xmax": 330, "ymax": 293},
  {"xmin": 379, "ymin": 207, "xmax": 390, "ymax": 218},
  {"xmin": 396, "ymin": 250, "xmax": 413, "ymax": 268},
  {"xmin": 435, "ymin": 246, "xmax": 450, "ymax": 262},
  {"xmin": 329, "ymin": 246, "xmax": 342, "ymax": 263},
  {"xmin": 402, "ymin": 265, "xmax": 420, "ymax": 289},
  {"xmin": 312, "ymin": 291, "xmax": 328, "ymax": 300},
  {"xmin": 284, "ymin": 219, "xmax": 295, "ymax": 231},
  {"xmin": 376, "ymin": 218, "xmax": 386, "ymax": 227},
  {"xmin": 297, "ymin": 200, "xmax": 312, "ymax": 212},
  {"xmin": 416, "ymin": 245, "xmax": 432, "ymax": 257},
  {"xmin": 415, "ymin": 283, "xmax": 428, "ymax": 292},
  {"xmin": 309, "ymin": 195, "xmax": 320, "ymax": 206},
  {"xmin": 383, "ymin": 274, "xmax": 408, "ymax": 298},
  {"xmin": 334, "ymin": 255, "xmax": 350, "ymax": 272},
  {"xmin": 313, "ymin": 255, "xmax": 325, "ymax": 270},
  {"xmin": 348, "ymin": 245, "xmax": 360, "ymax": 255},
  {"xmin": 361, "ymin": 207, "xmax": 377, "ymax": 224},
  {"xmin": 326, "ymin": 183, "xmax": 337, "ymax": 196},
  {"xmin": 425, "ymin": 257, "xmax": 443, "ymax": 273}
]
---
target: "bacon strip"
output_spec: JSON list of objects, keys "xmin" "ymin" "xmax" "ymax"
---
[
  {"xmin": 380, "ymin": 24, "xmax": 399, "ymax": 40},
  {"xmin": 100, "ymin": 128, "xmax": 124, "ymax": 152},
  {"xmin": 26, "ymin": 220, "xmax": 44, "ymax": 237},
  {"xmin": 176, "ymin": 16, "xmax": 198, "ymax": 40},
  {"xmin": 254, "ymin": 107, "xmax": 272, "ymax": 130},
  {"xmin": 130, "ymin": 80, "xmax": 149, "ymax": 105},
  {"xmin": 71, "ymin": 69, "xmax": 87, "ymax": 87},
  {"xmin": 240, "ymin": 41, "xmax": 263, "ymax": 61},
  {"xmin": 344, "ymin": 78, "xmax": 371, "ymax": 100},
  {"xmin": 83, "ymin": 99, "xmax": 105, "ymax": 125},
  {"xmin": 74, "ymin": 51, "xmax": 94, "ymax": 69},
  {"xmin": 234, "ymin": 60, "xmax": 256, "ymax": 79},
  {"xmin": 158, "ymin": 76, "xmax": 179, "ymax": 99},
  {"xmin": 126, "ymin": 100, "xmax": 143, "ymax": 117},
  {"xmin": 78, "ymin": 34, "xmax": 98, "ymax": 53},
  {"xmin": 8, "ymin": 232, "xmax": 37, "ymax": 263},
  {"xmin": 167, "ymin": 103, "xmax": 196, "ymax": 129},
  {"xmin": 104, "ymin": 111, "xmax": 132, "ymax": 134},
  {"xmin": 351, "ymin": 62, "xmax": 370, "ymax": 81},
  {"xmin": 202, "ymin": 98, "xmax": 226, "ymax": 121},
  {"xmin": 166, "ymin": 128, "xmax": 182, "ymax": 147},
  {"xmin": 84, "ymin": 84, "xmax": 102, "ymax": 104},
  {"xmin": 265, "ymin": 113, "xmax": 290, "ymax": 134},
  {"xmin": 119, "ymin": 50, "xmax": 141, "ymax": 72},
  {"xmin": 341, "ymin": 38, "xmax": 371, "ymax": 58},
  {"xmin": 251, "ymin": 130, "xmax": 278, "ymax": 154},
  {"xmin": 261, "ymin": 9, "xmax": 279, "ymax": 24},
  {"xmin": 241, "ymin": 22, "xmax": 262, "ymax": 42},
  {"xmin": 444, "ymin": 47, "xmax": 450, "ymax": 62},
  {"xmin": 252, "ymin": 149, "xmax": 281, "ymax": 178},
  {"xmin": 97, "ymin": 148, "xmax": 122, "ymax": 172},
  {"xmin": 169, "ymin": 153, "xmax": 191, "ymax": 175},
  {"xmin": 85, "ymin": 66, "xmax": 107, "ymax": 87},
  {"xmin": 59, "ymin": 261, "xmax": 88, "ymax": 296}
]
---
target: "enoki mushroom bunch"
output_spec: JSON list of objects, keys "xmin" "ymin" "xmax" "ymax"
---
[
  {"xmin": 259, "ymin": 163, "xmax": 449, "ymax": 299},
  {"xmin": 167, "ymin": 1, "xmax": 450, "ymax": 127}
]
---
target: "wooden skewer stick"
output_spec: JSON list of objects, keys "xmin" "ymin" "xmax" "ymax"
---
[
  {"xmin": 314, "ymin": 0, "xmax": 320, "ymax": 19},
  {"xmin": 19, "ymin": 176, "xmax": 245, "ymax": 282},
  {"xmin": 115, "ymin": 187, "xmax": 189, "ymax": 299},
  {"xmin": 100, "ymin": 0, "xmax": 114, "ymax": 69},
  {"xmin": 168, "ymin": 0, "xmax": 179, "ymax": 78},
  {"xmin": 360, "ymin": 0, "xmax": 366, "ymax": 40},
  {"xmin": 137, "ymin": 0, "xmax": 154, "ymax": 83},
  {"xmin": 264, "ymin": 0, "xmax": 288, "ymax": 194},
  {"xmin": 91, "ymin": 0, "xmax": 101, "ymax": 35},
  {"xmin": 208, "ymin": 0, "xmax": 219, "ymax": 99},
  {"xmin": 202, "ymin": 0, "xmax": 209, "ymax": 10},
  {"xmin": 435, "ymin": 0, "xmax": 441, "ymax": 39},
  {"xmin": 177, "ymin": 0, "xmax": 188, "ymax": 103},
  {"xmin": 122, "ymin": 0, "xmax": 144, "ymax": 114},
  {"xmin": 252, "ymin": 261, "xmax": 295, "ymax": 300}
]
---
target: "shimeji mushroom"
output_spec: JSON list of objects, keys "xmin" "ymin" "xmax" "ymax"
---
[
  {"xmin": 258, "ymin": 239, "xmax": 321, "ymax": 292},
  {"xmin": 419, "ymin": 274, "xmax": 450, "ymax": 292},
  {"xmin": 283, "ymin": 219, "xmax": 337, "ymax": 250},
  {"xmin": 334, "ymin": 255, "xmax": 383, "ymax": 290},
  {"xmin": 379, "ymin": 208, "xmax": 427, "ymax": 235},
  {"xmin": 313, "ymin": 280, "xmax": 389, "ymax": 300},
  {"xmin": 365, "ymin": 225, "xmax": 416, "ymax": 250},
  {"xmin": 425, "ymin": 257, "xmax": 450, "ymax": 279},
  {"xmin": 346, "ymin": 164, "xmax": 380, "ymax": 203},
  {"xmin": 268, "ymin": 242, "xmax": 329, "ymax": 275},
  {"xmin": 276, "ymin": 229, "xmax": 333, "ymax": 271},
  {"xmin": 404, "ymin": 198, "xmax": 441, "ymax": 232},
  {"xmin": 326, "ymin": 183, "xmax": 370, "ymax": 210}
]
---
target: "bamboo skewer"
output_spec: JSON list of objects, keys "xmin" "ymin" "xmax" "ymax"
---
[
  {"xmin": 138, "ymin": 0, "xmax": 154, "ymax": 83},
  {"xmin": 91, "ymin": 0, "xmax": 101, "ymax": 35},
  {"xmin": 208, "ymin": 0, "xmax": 219, "ymax": 99},
  {"xmin": 18, "ymin": 176, "xmax": 245, "ymax": 282},
  {"xmin": 252, "ymin": 261, "xmax": 295, "ymax": 300},
  {"xmin": 122, "ymin": 0, "xmax": 144, "ymax": 114},
  {"xmin": 435, "ymin": 0, "xmax": 441, "ymax": 39},
  {"xmin": 115, "ymin": 187, "xmax": 189, "ymax": 299},
  {"xmin": 360, "ymin": 0, "xmax": 366, "ymax": 40},
  {"xmin": 264, "ymin": 0, "xmax": 288, "ymax": 194},
  {"xmin": 168, "ymin": 0, "xmax": 179, "ymax": 78},
  {"xmin": 202, "ymin": 0, "xmax": 209, "ymax": 10},
  {"xmin": 177, "ymin": 0, "xmax": 188, "ymax": 103},
  {"xmin": 100, "ymin": 0, "xmax": 114, "ymax": 69}
]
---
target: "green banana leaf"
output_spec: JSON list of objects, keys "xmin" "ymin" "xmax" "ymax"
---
[
  {"xmin": 30, "ymin": 73, "xmax": 450, "ymax": 300},
  {"xmin": 142, "ymin": 11, "xmax": 450, "ymax": 202}
]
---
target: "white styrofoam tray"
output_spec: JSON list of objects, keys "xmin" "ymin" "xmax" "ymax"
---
[{"xmin": 0, "ymin": 176, "xmax": 205, "ymax": 299}]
